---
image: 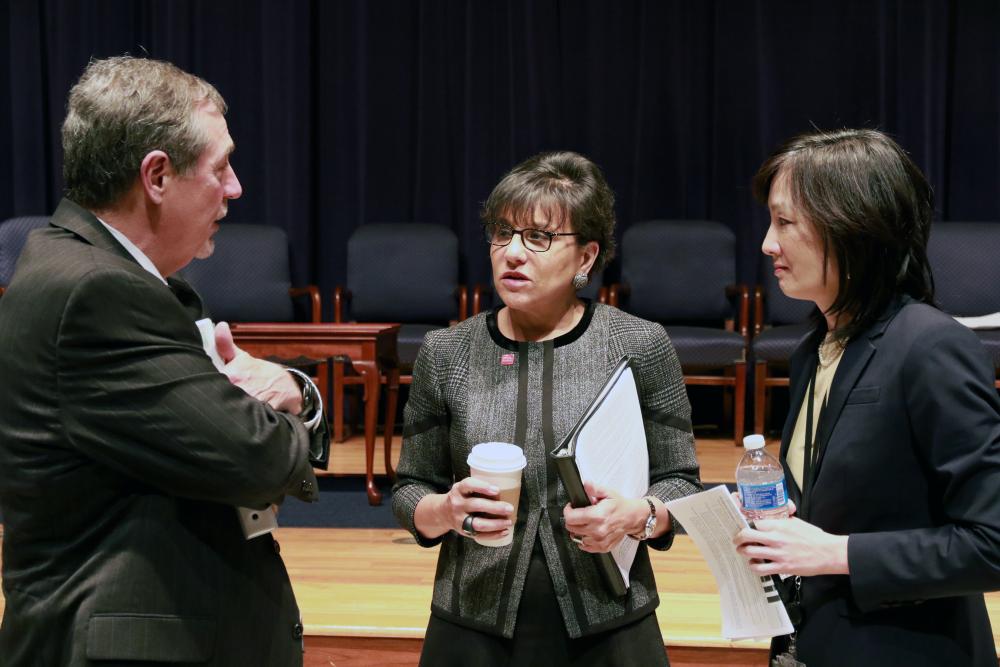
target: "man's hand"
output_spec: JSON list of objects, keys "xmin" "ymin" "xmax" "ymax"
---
[{"xmin": 214, "ymin": 322, "xmax": 303, "ymax": 414}]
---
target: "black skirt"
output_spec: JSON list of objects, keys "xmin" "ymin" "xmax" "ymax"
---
[{"xmin": 419, "ymin": 540, "xmax": 669, "ymax": 667}]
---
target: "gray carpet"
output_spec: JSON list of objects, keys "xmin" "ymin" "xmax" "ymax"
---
[{"xmin": 278, "ymin": 477, "xmax": 399, "ymax": 528}]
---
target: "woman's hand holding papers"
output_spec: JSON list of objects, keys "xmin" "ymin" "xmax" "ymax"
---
[
  {"xmin": 734, "ymin": 518, "xmax": 850, "ymax": 576},
  {"xmin": 563, "ymin": 481, "xmax": 669, "ymax": 552},
  {"xmin": 731, "ymin": 494, "xmax": 849, "ymax": 576}
]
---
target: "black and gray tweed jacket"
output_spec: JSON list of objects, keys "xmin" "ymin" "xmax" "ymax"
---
[{"xmin": 392, "ymin": 302, "xmax": 702, "ymax": 639}]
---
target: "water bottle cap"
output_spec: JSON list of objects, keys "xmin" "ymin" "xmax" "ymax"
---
[{"xmin": 742, "ymin": 434, "xmax": 766, "ymax": 450}]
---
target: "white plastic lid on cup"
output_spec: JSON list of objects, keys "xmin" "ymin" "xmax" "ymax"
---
[
  {"xmin": 467, "ymin": 442, "xmax": 527, "ymax": 473},
  {"xmin": 742, "ymin": 434, "xmax": 766, "ymax": 450}
]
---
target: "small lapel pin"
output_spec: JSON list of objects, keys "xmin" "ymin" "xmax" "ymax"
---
[{"xmin": 500, "ymin": 353, "xmax": 515, "ymax": 366}]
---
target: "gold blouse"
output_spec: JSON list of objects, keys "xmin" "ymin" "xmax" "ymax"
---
[{"xmin": 786, "ymin": 333, "xmax": 845, "ymax": 490}]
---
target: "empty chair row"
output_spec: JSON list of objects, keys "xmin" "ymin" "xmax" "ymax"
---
[{"xmin": 4, "ymin": 216, "xmax": 999, "ymax": 447}]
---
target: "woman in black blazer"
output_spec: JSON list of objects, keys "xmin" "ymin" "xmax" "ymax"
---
[{"xmin": 735, "ymin": 129, "xmax": 1000, "ymax": 666}]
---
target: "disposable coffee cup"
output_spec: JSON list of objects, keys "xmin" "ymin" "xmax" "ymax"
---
[{"xmin": 466, "ymin": 442, "xmax": 527, "ymax": 547}]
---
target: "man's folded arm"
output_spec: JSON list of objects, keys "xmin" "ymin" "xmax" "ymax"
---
[{"xmin": 57, "ymin": 268, "xmax": 321, "ymax": 507}]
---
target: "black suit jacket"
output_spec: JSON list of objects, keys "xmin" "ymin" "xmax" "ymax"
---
[
  {"xmin": 778, "ymin": 295, "xmax": 1000, "ymax": 666},
  {"xmin": 0, "ymin": 199, "xmax": 326, "ymax": 666}
]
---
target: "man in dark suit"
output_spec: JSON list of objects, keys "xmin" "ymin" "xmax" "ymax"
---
[{"xmin": 0, "ymin": 57, "xmax": 327, "ymax": 665}]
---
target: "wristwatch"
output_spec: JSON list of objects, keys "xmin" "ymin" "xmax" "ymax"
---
[
  {"xmin": 629, "ymin": 497, "xmax": 657, "ymax": 541},
  {"xmin": 285, "ymin": 367, "xmax": 324, "ymax": 432}
]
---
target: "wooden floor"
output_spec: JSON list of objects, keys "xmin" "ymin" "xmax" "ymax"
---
[
  {"xmin": 291, "ymin": 529, "xmax": 770, "ymax": 666},
  {"xmin": 309, "ymin": 433, "xmax": 1000, "ymax": 664},
  {"xmin": 1, "ymin": 435, "xmax": 997, "ymax": 665}
]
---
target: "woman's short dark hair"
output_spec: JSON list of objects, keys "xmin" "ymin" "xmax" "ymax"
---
[
  {"xmin": 752, "ymin": 128, "xmax": 935, "ymax": 342},
  {"xmin": 481, "ymin": 151, "xmax": 616, "ymax": 276}
]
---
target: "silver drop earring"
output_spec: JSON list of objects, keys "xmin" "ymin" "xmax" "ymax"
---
[{"xmin": 572, "ymin": 273, "xmax": 589, "ymax": 290}]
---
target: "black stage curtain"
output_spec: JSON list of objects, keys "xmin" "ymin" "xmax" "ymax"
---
[{"xmin": 1, "ymin": 0, "xmax": 998, "ymax": 301}]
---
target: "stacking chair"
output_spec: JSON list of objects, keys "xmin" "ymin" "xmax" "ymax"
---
[
  {"xmin": 751, "ymin": 257, "xmax": 815, "ymax": 435},
  {"xmin": 609, "ymin": 220, "xmax": 749, "ymax": 444},
  {"xmin": 334, "ymin": 223, "xmax": 468, "ymax": 445},
  {"xmin": 0, "ymin": 216, "xmax": 49, "ymax": 297},
  {"xmin": 179, "ymin": 223, "xmax": 320, "ymax": 324},
  {"xmin": 178, "ymin": 222, "xmax": 326, "ymax": 415},
  {"xmin": 927, "ymin": 222, "xmax": 1000, "ymax": 386}
]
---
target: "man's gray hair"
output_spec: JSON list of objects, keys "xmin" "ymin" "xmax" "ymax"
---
[{"xmin": 62, "ymin": 56, "xmax": 227, "ymax": 209}]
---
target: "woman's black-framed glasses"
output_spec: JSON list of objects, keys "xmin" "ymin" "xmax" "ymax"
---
[{"xmin": 484, "ymin": 222, "xmax": 580, "ymax": 253}]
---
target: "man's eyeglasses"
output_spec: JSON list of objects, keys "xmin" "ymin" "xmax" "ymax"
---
[{"xmin": 484, "ymin": 223, "xmax": 580, "ymax": 253}]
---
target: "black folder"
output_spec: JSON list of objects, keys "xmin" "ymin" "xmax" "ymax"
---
[{"xmin": 549, "ymin": 357, "xmax": 640, "ymax": 598}]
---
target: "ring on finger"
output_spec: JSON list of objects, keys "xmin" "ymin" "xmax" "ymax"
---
[
  {"xmin": 570, "ymin": 534, "xmax": 584, "ymax": 546},
  {"xmin": 461, "ymin": 514, "xmax": 478, "ymax": 537}
]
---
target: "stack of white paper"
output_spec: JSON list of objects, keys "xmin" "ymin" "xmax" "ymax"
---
[{"xmin": 665, "ymin": 485, "xmax": 793, "ymax": 640}]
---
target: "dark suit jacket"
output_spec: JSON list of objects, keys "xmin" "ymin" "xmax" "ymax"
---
[
  {"xmin": 0, "ymin": 199, "xmax": 326, "ymax": 666},
  {"xmin": 778, "ymin": 295, "xmax": 1000, "ymax": 666}
]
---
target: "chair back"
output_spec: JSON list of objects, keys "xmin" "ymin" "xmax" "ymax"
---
[
  {"xmin": 928, "ymin": 222, "xmax": 1000, "ymax": 317},
  {"xmin": 347, "ymin": 223, "xmax": 459, "ymax": 323},
  {"xmin": 180, "ymin": 224, "xmax": 294, "ymax": 322},
  {"xmin": 0, "ymin": 216, "xmax": 49, "ymax": 287},
  {"xmin": 621, "ymin": 220, "xmax": 734, "ymax": 322},
  {"xmin": 759, "ymin": 255, "xmax": 814, "ymax": 325}
]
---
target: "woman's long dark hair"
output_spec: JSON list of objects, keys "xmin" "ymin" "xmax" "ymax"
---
[{"xmin": 753, "ymin": 128, "xmax": 935, "ymax": 342}]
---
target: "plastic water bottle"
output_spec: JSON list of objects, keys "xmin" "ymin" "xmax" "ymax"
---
[{"xmin": 736, "ymin": 434, "xmax": 790, "ymax": 520}]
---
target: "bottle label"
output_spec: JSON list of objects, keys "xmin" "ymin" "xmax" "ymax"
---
[{"xmin": 738, "ymin": 480, "xmax": 788, "ymax": 511}]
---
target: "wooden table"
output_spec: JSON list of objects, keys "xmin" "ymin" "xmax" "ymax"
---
[{"xmin": 231, "ymin": 322, "xmax": 400, "ymax": 505}]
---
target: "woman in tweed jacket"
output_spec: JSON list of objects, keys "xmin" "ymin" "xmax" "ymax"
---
[{"xmin": 393, "ymin": 151, "xmax": 702, "ymax": 666}]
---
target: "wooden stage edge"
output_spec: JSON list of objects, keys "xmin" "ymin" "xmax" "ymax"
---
[{"xmin": 303, "ymin": 635, "xmax": 769, "ymax": 667}]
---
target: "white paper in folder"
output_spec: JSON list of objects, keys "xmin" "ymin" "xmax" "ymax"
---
[
  {"xmin": 572, "ymin": 364, "xmax": 649, "ymax": 589},
  {"xmin": 664, "ymin": 485, "xmax": 793, "ymax": 640}
]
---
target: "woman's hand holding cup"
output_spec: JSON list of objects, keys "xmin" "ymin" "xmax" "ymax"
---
[
  {"xmin": 461, "ymin": 442, "xmax": 527, "ymax": 546},
  {"xmin": 444, "ymin": 477, "xmax": 514, "ymax": 542}
]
